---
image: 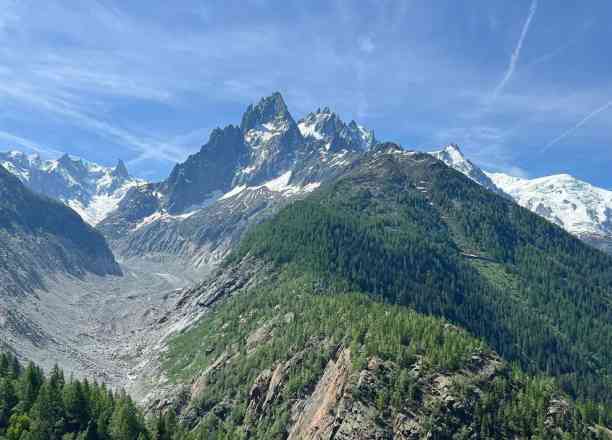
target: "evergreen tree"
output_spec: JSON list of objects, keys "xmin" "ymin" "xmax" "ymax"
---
[{"xmin": 109, "ymin": 396, "xmax": 146, "ymax": 440}]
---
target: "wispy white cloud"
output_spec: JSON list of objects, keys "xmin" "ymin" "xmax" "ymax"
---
[
  {"xmin": 0, "ymin": 81, "xmax": 190, "ymax": 164},
  {"xmin": 0, "ymin": 130, "xmax": 62, "ymax": 157},
  {"xmin": 491, "ymin": 0, "xmax": 538, "ymax": 99},
  {"xmin": 542, "ymin": 99, "xmax": 612, "ymax": 152}
]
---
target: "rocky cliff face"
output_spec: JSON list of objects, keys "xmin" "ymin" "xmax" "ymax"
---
[{"xmin": 161, "ymin": 125, "xmax": 248, "ymax": 214}]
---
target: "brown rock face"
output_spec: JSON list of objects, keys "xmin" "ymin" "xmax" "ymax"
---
[{"xmin": 288, "ymin": 348, "xmax": 352, "ymax": 440}]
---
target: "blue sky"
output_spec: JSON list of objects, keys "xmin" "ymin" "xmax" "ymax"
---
[{"xmin": 0, "ymin": 0, "xmax": 610, "ymax": 187}]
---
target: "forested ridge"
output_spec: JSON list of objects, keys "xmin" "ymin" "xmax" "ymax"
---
[
  {"xmin": 232, "ymin": 148, "xmax": 612, "ymax": 409},
  {"xmin": 162, "ymin": 268, "xmax": 610, "ymax": 438}
]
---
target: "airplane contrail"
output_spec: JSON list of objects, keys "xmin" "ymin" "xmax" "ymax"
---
[
  {"xmin": 492, "ymin": 0, "xmax": 538, "ymax": 99},
  {"xmin": 542, "ymin": 100, "xmax": 612, "ymax": 152}
]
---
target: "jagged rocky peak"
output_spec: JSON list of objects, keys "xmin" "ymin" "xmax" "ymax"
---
[
  {"xmin": 298, "ymin": 106, "xmax": 376, "ymax": 153},
  {"xmin": 112, "ymin": 158, "xmax": 130, "ymax": 180},
  {"xmin": 430, "ymin": 144, "xmax": 470, "ymax": 172},
  {"xmin": 56, "ymin": 153, "xmax": 89, "ymax": 178},
  {"xmin": 240, "ymin": 91, "xmax": 294, "ymax": 133},
  {"xmin": 237, "ymin": 93, "xmax": 305, "ymax": 186}
]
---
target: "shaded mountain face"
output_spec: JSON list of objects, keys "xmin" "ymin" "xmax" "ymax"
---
[
  {"xmin": 161, "ymin": 125, "xmax": 248, "ymax": 214},
  {"xmin": 133, "ymin": 145, "xmax": 612, "ymax": 438},
  {"xmin": 97, "ymin": 93, "xmax": 376, "ymax": 267},
  {"xmin": 0, "ymin": 165, "xmax": 120, "ymax": 296},
  {"xmin": 0, "ymin": 150, "xmax": 142, "ymax": 225}
]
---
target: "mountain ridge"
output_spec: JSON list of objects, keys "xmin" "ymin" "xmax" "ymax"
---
[{"xmin": 133, "ymin": 144, "xmax": 612, "ymax": 437}]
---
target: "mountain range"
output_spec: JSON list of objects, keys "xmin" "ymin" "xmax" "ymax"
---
[
  {"xmin": 96, "ymin": 93, "xmax": 376, "ymax": 268},
  {"xmin": 4, "ymin": 99, "xmax": 610, "ymax": 263},
  {"xmin": 1, "ymin": 93, "xmax": 611, "ymax": 438},
  {"xmin": 0, "ymin": 150, "xmax": 142, "ymax": 225}
]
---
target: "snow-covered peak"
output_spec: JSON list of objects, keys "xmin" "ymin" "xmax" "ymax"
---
[
  {"xmin": 429, "ymin": 144, "xmax": 502, "ymax": 194},
  {"xmin": 0, "ymin": 149, "xmax": 144, "ymax": 225},
  {"xmin": 431, "ymin": 144, "xmax": 470, "ymax": 172},
  {"xmin": 298, "ymin": 109, "xmax": 376, "ymax": 152},
  {"xmin": 487, "ymin": 171, "xmax": 612, "ymax": 240}
]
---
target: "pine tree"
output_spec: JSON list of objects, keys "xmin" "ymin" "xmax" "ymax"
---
[
  {"xmin": 17, "ymin": 363, "xmax": 42, "ymax": 413},
  {"xmin": 109, "ymin": 396, "xmax": 145, "ymax": 440},
  {"xmin": 0, "ymin": 378, "xmax": 18, "ymax": 429},
  {"xmin": 29, "ymin": 381, "xmax": 65, "ymax": 440},
  {"xmin": 64, "ymin": 380, "xmax": 89, "ymax": 433}
]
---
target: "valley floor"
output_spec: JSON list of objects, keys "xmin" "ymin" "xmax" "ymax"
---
[{"xmin": 0, "ymin": 257, "xmax": 206, "ymax": 392}]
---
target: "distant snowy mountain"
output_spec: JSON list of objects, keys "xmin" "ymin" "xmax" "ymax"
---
[
  {"xmin": 487, "ymin": 172, "xmax": 612, "ymax": 253},
  {"xmin": 425, "ymin": 144, "xmax": 612, "ymax": 254},
  {"xmin": 429, "ymin": 144, "xmax": 502, "ymax": 194},
  {"xmin": 0, "ymin": 151, "xmax": 143, "ymax": 225}
]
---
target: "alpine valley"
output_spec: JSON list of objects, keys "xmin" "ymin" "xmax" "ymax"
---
[{"xmin": 1, "ymin": 93, "xmax": 611, "ymax": 439}]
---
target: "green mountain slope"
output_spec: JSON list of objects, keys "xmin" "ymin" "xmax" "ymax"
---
[
  {"xmin": 153, "ymin": 145, "xmax": 612, "ymax": 438},
  {"xmin": 231, "ymin": 145, "xmax": 612, "ymax": 406},
  {"xmin": 162, "ymin": 267, "xmax": 608, "ymax": 439}
]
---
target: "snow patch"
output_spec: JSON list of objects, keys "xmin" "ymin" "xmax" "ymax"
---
[
  {"xmin": 262, "ymin": 170, "xmax": 292, "ymax": 192},
  {"xmin": 132, "ymin": 210, "xmax": 197, "ymax": 231},
  {"xmin": 220, "ymin": 185, "xmax": 246, "ymax": 200},
  {"xmin": 298, "ymin": 120, "xmax": 324, "ymax": 140}
]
